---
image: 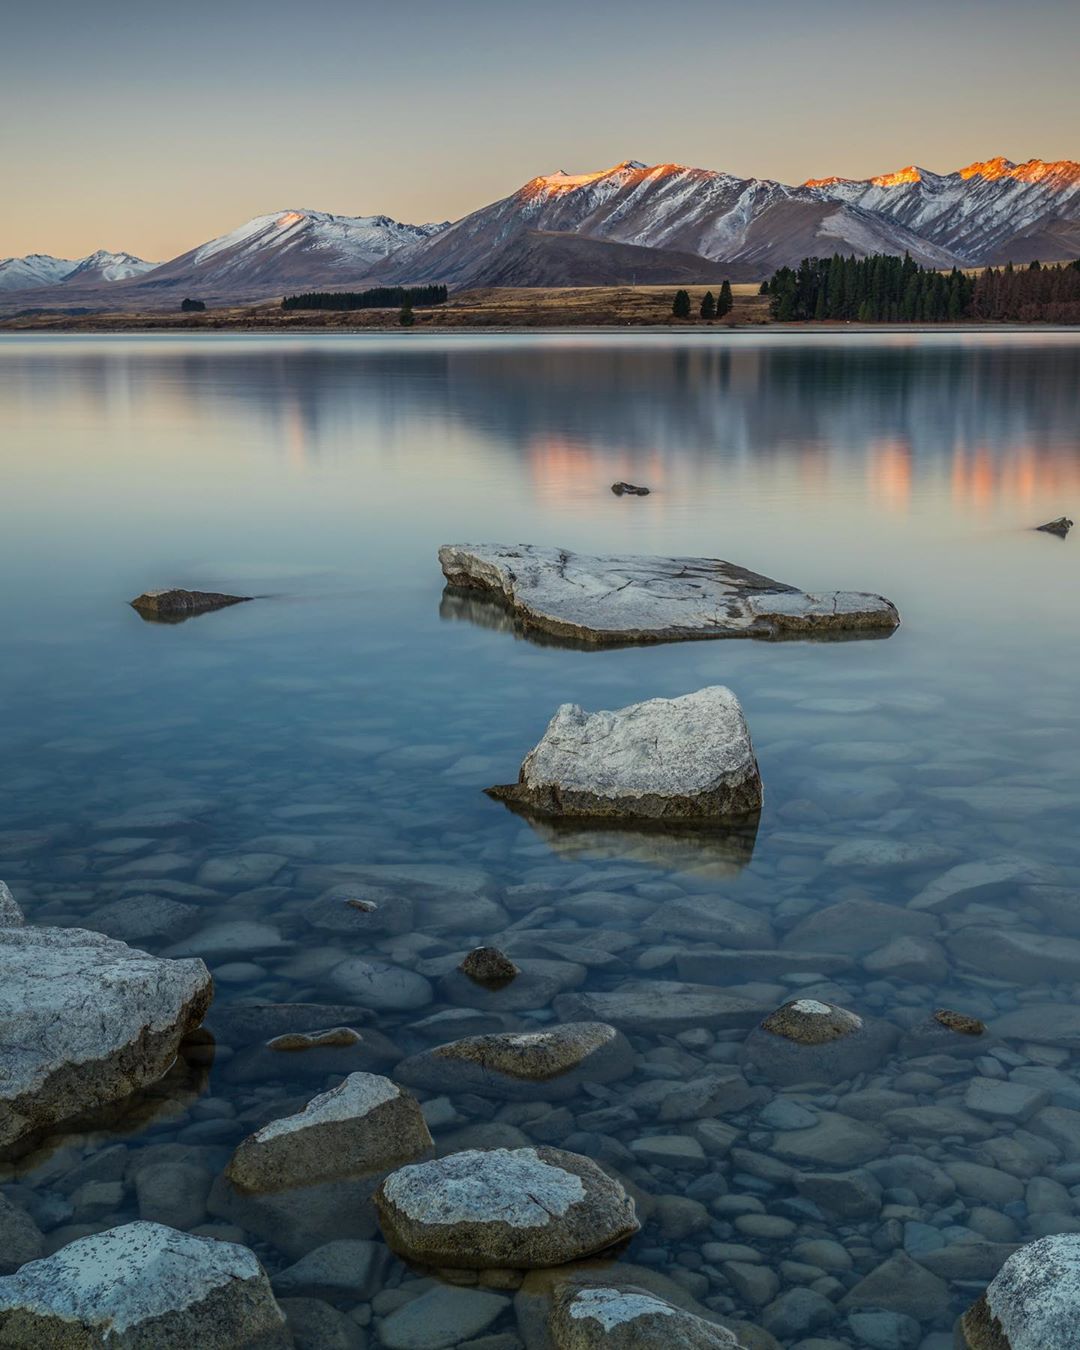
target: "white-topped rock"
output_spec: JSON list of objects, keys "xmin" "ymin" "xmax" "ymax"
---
[
  {"xmin": 550, "ymin": 1281, "xmax": 743, "ymax": 1348},
  {"xmin": 226, "ymin": 1071, "xmax": 432, "ymax": 1193},
  {"xmin": 489, "ymin": 687, "xmax": 762, "ymax": 823},
  {"xmin": 376, "ymin": 1146, "xmax": 639, "ymax": 1269},
  {"xmin": 394, "ymin": 1022, "xmax": 635, "ymax": 1101},
  {"xmin": 0, "ymin": 925, "xmax": 211, "ymax": 1149},
  {"xmin": 741, "ymin": 999, "xmax": 897, "ymax": 1085},
  {"xmin": 439, "ymin": 544, "xmax": 899, "ymax": 644},
  {"xmin": 958, "ymin": 1234, "xmax": 1080, "ymax": 1348},
  {"xmin": 0, "ymin": 881, "xmax": 23, "ymax": 927},
  {"xmin": 0, "ymin": 1221, "xmax": 289, "ymax": 1347}
]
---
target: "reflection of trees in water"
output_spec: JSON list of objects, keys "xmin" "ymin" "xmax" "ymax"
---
[{"xmin": 10, "ymin": 341, "xmax": 1080, "ymax": 481}]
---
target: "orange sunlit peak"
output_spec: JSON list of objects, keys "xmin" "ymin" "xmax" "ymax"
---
[
  {"xmin": 870, "ymin": 166, "xmax": 923, "ymax": 188},
  {"xmin": 275, "ymin": 211, "xmax": 306, "ymax": 228},
  {"xmin": 958, "ymin": 157, "xmax": 1016, "ymax": 181},
  {"xmin": 803, "ymin": 175, "xmax": 854, "ymax": 188}
]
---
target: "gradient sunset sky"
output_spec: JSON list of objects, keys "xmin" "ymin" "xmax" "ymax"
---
[{"xmin": 3, "ymin": 0, "xmax": 1078, "ymax": 262}]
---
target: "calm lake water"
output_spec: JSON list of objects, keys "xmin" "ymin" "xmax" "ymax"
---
[{"xmin": 2, "ymin": 332, "xmax": 1080, "ymax": 1348}]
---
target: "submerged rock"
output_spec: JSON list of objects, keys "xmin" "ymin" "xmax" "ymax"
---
[
  {"xmin": 395, "ymin": 1022, "xmax": 635, "ymax": 1101},
  {"xmin": 459, "ymin": 946, "xmax": 520, "ymax": 984},
  {"xmin": 0, "ymin": 881, "xmax": 24, "ymax": 927},
  {"xmin": 742, "ymin": 999, "xmax": 897, "ymax": 1085},
  {"xmin": 611, "ymin": 482, "xmax": 651, "ymax": 496},
  {"xmin": 0, "ymin": 1221, "xmax": 289, "ymax": 1348},
  {"xmin": 550, "ymin": 1280, "xmax": 742, "ymax": 1348},
  {"xmin": 438, "ymin": 543, "xmax": 900, "ymax": 644},
  {"xmin": 130, "ymin": 588, "xmax": 253, "ymax": 621},
  {"xmin": 0, "ymin": 925, "xmax": 211, "ymax": 1149},
  {"xmin": 375, "ymin": 1146, "xmax": 639, "ymax": 1269},
  {"xmin": 958, "ymin": 1234, "xmax": 1080, "ymax": 1348},
  {"xmin": 226, "ymin": 1071, "xmax": 432, "ymax": 1193},
  {"xmin": 488, "ymin": 686, "xmax": 762, "ymax": 823},
  {"xmin": 1035, "ymin": 517, "xmax": 1073, "ymax": 537}
]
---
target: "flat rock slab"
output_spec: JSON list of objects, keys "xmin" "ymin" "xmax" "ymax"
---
[
  {"xmin": 0, "ymin": 1221, "xmax": 289, "ymax": 1348},
  {"xmin": 395, "ymin": 1023, "xmax": 635, "ymax": 1101},
  {"xmin": 130, "ymin": 588, "xmax": 253, "ymax": 622},
  {"xmin": 376, "ymin": 1146, "xmax": 639, "ymax": 1269},
  {"xmin": 550, "ymin": 1281, "xmax": 742, "ymax": 1348},
  {"xmin": 439, "ymin": 543, "xmax": 899, "ymax": 644},
  {"xmin": 226, "ymin": 1072, "xmax": 432, "ymax": 1193},
  {"xmin": 0, "ymin": 926, "xmax": 212, "ymax": 1150},
  {"xmin": 489, "ymin": 687, "xmax": 762, "ymax": 824}
]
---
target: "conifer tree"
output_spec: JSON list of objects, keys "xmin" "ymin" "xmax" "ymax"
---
[
  {"xmin": 399, "ymin": 297, "xmax": 415, "ymax": 327},
  {"xmin": 717, "ymin": 280, "xmax": 734, "ymax": 317},
  {"xmin": 672, "ymin": 289, "xmax": 691, "ymax": 319},
  {"xmin": 700, "ymin": 291, "xmax": 716, "ymax": 320}
]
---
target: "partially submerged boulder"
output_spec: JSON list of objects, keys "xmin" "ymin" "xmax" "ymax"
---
[
  {"xmin": 394, "ymin": 1023, "xmax": 635, "ymax": 1101},
  {"xmin": 0, "ymin": 881, "xmax": 23, "ymax": 927},
  {"xmin": 0, "ymin": 1221, "xmax": 289, "ymax": 1348},
  {"xmin": 958, "ymin": 1233, "xmax": 1080, "ymax": 1348},
  {"xmin": 550, "ymin": 1281, "xmax": 742, "ymax": 1348},
  {"xmin": 611, "ymin": 482, "xmax": 650, "ymax": 496},
  {"xmin": 0, "ymin": 925, "xmax": 212, "ymax": 1149},
  {"xmin": 226, "ymin": 1071, "xmax": 432, "ymax": 1194},
  {"xmin": 376, "ymin": 1146, "xmax": 639, "ymax": 1269},
  {"xmin": 1035, "ymin": 517, "xmax": 1073, "ymax": 538},
  {"xmin": 488, "ymin": 687, "xmax": 762, "ymax": 823},
  {"xmin": 742, "ymin": 999, "xmax": 897, "ymax": 1085},
  {"xmin": 130, "ymin": 588, "xmax": 252, "ymax": 621},
  {"xmin": 459, "ymin": 946, "xmax": 520, "ymax": 985},
  {"xmin": 438, "ymin": 543, "xmax": 899, "ymax": 644}
]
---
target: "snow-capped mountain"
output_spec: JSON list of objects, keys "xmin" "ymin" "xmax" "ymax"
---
[
  {"xmin": 0, "ymin": 254, "xmax": 78, "ymax": 292},
  {"xmin": 379, "ymin": 160, "xmax": 966, "ymax": 287},
  {"xmin": 60, "ymin": 250, "xmax": 159, "ymax": 284},
  {"xmin": 803, "ymin": 158, "xmax": 1080, "ymax": 263}
]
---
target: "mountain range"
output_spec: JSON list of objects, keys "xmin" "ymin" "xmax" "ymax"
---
[{"xmin": 4, "ymin": 156, "xmax": 1079, "ymax": 312}]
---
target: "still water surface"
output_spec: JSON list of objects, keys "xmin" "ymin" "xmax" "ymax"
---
[{"xmin": 2, "ymin": 333, "xmax": 1080, "ymax": 1347}]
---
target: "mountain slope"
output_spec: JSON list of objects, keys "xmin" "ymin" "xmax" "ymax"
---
[
  {"xmin": 804, "ymin": 158, "xmax": 1080, "ymax": 261},
  {"xmin": 449, "ymin": 229, "xmax": 737, "ymax": 287},
  {"xmin": 60, "ymin": 251, "xmax": 159, "ymax": 284},
  {"xmin": 0, "ymin": 255, "xmax": 78, "ymax": 292}
]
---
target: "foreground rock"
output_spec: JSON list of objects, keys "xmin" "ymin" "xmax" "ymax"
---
[
  {"xmin": 0, "ymin": 925, "xmax": 212, "ymax": 1149},
  {"xmin": 226, "ymin": 1071, "xmax": 432, "ymax": 1193},
  {"xmin": 611, "ymin": 481, "xmax": 650, "ymax": 496},
  {"xmin": 438, "ymin": 543, "xmax": 899, "ymax": 643},
  {"xmin": 0, "ymin": 881, "xmax": 23, "ymax": 926},
  {"xmin": 0, "ymin": 1221, "xmax": 289, "ymax": 1348},
  {"xmin": 459, "ymin": 946, "xmax": 520, "ymax": 984},
  {"xmin": 550, "ymin": 1280, "xmax": 742, "ymax": 1348},
  {"xmin": 395, "ymin": 1023, "xmax": 635, "ymax": 1101},
  {"xmin": 130, "ymin": 587, "xmax": 253, "ymax": 620},
  {"xmin": 1035, "ymin": 516, "xmax": 1073, "ymax": 537},
  {"xmin": 742, "ymin": 999, "xmax": 897, "ymax": 1085},
  {"xmin": 376, "ymin": 1146, "xmax": 639, "ymax": 1268},
  {"xmin": 488, "ymin": 687, "xmax": 762, "ymax": 823},
  {"xmin": 958, "ymin": 1234, "xmax": 1080, "ymax": 1348}
]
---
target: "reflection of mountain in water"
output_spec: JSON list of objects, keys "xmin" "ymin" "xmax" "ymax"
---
[{"xmin": 11, "ymin": 340, "xmax": 1080, "ymax": 500}]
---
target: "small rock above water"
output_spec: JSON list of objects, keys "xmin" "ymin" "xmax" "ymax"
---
[
  {"xmin": 611, "ymin": 481, "xmax": 651, "ymax": 496},
  {"xmin": 488, "ymin": 686, "xmax": 763, "ymax": 823},
  {"xmin": 375, "ymin": 1146, "xmax": 639, "ymax": 1269},
  {"xmin": 742, "ymin": 998, "xmax": 897, "ymax": 1085},
  {"xmin": 438, "ymin": 543, "xmax": 900, "ymax": 644},
  {"xmin": 129, "ymin": 588, "xmax": 253, "ymax": 621},
  {"xmin": 459, "ymin": 946, "xmax": 520, "ymax": 984},
  {"xmin": 395, "ymin": 1022, "xmax": 635, "ymax": 1100},
  {"xmin": 0, "ymin": 925, "xmax": 212, "ymax": 1149},
  {"xmin": 1035, "ymin": 516, "xmax": 1073, "ymax": 537},
  {"xmin": 550, "ymin": 1280, "xmax": 742, "ymax": 1348},
  {"xmin": 958, "ymin": 1234, "xmax": 1080, "ymax": 1348},
  {"xmin": 0, "ymin": 1221, "xmax": 289, "ymax": 1348},
  {"xmin": 226, "ymin": 1071, "xmax": 432, "ymax": 1194}
]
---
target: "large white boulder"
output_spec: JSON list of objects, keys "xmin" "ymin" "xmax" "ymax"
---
[
  {"xmin": 550, "ymin": 1281, "xmax": 743, "ymax": 1348},
  {"xmin": 0, "ymin": 925, "xmax": 212, "ymax": 1149},
  {"xmin": 0, "ymin": 1221, "xmax": 289, "ymax": 1347},
  {"xmin": 376, "ymin": 1146, "xmax": 639, "ymax": 1269},
  {"xmin": 958, "ymin": 1234, "xmax": 1080, "ymax": 1348},
  {"xmin": 488, "ymin": 687, "xmax": 762, "ymax": 823},
  {"xmin": 439, "ymin": 543, "xmax": 899, "ymax": 644}
]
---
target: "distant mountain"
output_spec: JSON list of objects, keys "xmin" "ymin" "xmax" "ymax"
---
[{"xmin": 4, "ymin": 156, "xmax": 1079, "ymax": 312}]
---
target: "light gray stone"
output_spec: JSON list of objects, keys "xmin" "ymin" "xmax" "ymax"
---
[
  {"xmin": 380, "ymin": 1286, "xmax": 510, "ymax": 1349},
  {"xmin": 271, "ymin": 1239, "xmax": 387, "ymax": 1301},
  {"xmin": 909, "ymin": 856, "xmax": 1060, "ymax": 913},
  {"xmin": 993, "ymin": 1006, "xmax": 1080, "ymax": 1049},
  {"xmin": 643, "ymin": 894, "xmax": 775, "ymax": 948},
  {"xmin": 0, "ymin": 1221, "xmax": 288, "ymax": 1347},
  {"xmin": 771, "ymin": 1112, "xmax": 887, "ymax": 1166},
  {"xmin": 964, "ymin": 1077, "xmax": 1051, "ymax": 1124},
  {"xmin": 549, "ymin": 1280, "xmax": 741, "ymax": 1348},
  {"xmin": 375, "ymin": 1146, "xmax": 639, "ymax": 1269},
  {"xmin": 439, "ymin": 543, "xmax": 899, "ymax": 643},
  {"xmin": 0, "ymin": 925, "xmax": 212, "ymax": 1149},
  {"xmin": 0, "ymin": 882, "xmax": 24, "ymax": 927},
  {"xmin": 841, "ymin": 1251, "xmax": 950, "ymax": 1320},
  {"xmin": 226, "ymin": 1072, "xmax": 432, "ymax": 1193},
  {"xmin": 781, "ymin": 899, "xmax": 939, "ymax": 955},
  {"xmin": 949, "ymin": 927, "xmax": 1080, "ymax": 984},
  {"xmin": 554, "ymin": 982, "xmax": 768, "ymax": 1034},
  {"xmin": 328, "ymin": 958, "xmax": 433, "ymax": 1010},
  {"xmin": 741, "ymin": 999, "xmax": 897, "ymax": 1085},
  {"xmin": 488, "ymin": 687, "xmax": 763, "ymax": 823},
  {"xmin": 958, "ymin": 1234, "xmax": 1080, "ymax": 1349}
]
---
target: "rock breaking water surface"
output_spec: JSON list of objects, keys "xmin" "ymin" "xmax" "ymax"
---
[{"xmin": 2, "ymin": 332, "xmax": 1080, "ymax": 1348}]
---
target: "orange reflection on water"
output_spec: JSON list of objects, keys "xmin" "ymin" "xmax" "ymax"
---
[
  {"xmin": 868, "ymin": 438, "xmax": 913, "ymax": 513},
  {"xmin": 525, "ymin": 434, "xmax": 666, "ymax": 506}
]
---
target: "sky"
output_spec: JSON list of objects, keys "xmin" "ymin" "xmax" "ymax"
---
[{"xmin": 2, "ymin": 0, "xmax": 1078, "ymax": 261}]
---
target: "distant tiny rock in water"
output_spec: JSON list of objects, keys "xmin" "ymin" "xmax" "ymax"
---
[
  {"xmin": 1035, "ymin": 516, "xmax": 1073, "ymax": 537},
  {"xmin": 611, "ymin": 481, "xmax": 650, "ymax": 496},
  {"xmin": 130, "ymin": 588, "xmax": 253, "ymax": 620},
  {"xmin": 458, "ymin": 946, "xmax": 520, "ymax": 985}
]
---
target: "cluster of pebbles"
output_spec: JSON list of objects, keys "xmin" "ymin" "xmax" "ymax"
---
[{"xmin": 2, "ymin": 550, "xmax": 1079, "ymax": 1347}]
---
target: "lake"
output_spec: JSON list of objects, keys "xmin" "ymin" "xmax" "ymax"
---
[{"xmin": 2, "ymin": 331, "xmax": 1080, "ymax": 1346}]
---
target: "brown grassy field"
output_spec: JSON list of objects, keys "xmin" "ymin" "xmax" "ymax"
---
[{"xmin": 0, "ymin": 284, "xmax": 770, "ymax": 333}]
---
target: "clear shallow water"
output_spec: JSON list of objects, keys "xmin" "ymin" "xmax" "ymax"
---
[{"xmin": 2, "ymin": 332, "xmax": 1080, "ymax": 1347}]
